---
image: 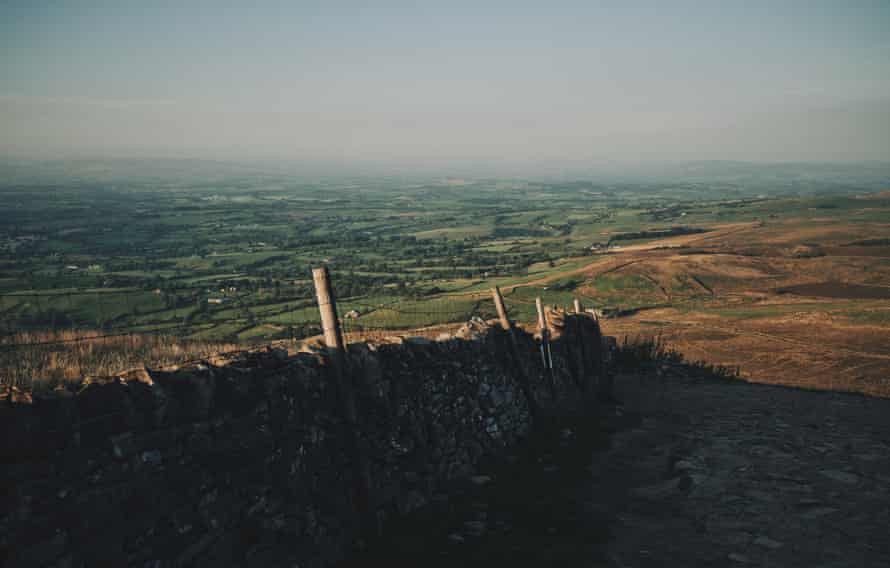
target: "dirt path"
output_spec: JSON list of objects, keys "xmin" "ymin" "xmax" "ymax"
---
[
  {"xmin": 604, "ymin": 221, "xmax": 762, "ymax": 253},
  {"xmin": 605, "ymin": 366, "xmax": 890, "ymax": 567},
  {"xmin": 424, "ymin": 220, "xmax": 763, "ymax": 303},
  {"xmin": 491, "ymin": 257, "xmax": 643, "ymax": 295},
  {"xmin": 454, "ymin": 221, "xmax": 761, "ymax": 297}
]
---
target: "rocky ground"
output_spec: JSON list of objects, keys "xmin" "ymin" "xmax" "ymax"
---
[{"xmin": 341, "ymin": 363, "xmax": 890, "ymax": 567}]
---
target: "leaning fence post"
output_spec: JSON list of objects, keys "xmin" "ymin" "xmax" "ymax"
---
[
  {"xmin": 312, "ymin": 266, "xmax": 344, "ymax": 351},
  {"xmin": 574, "ymin": 298, "xmax": 582, "ymax": 314},
  {"xmin": 312, "ymin": 266, "xmax": 373, "ymax": 533},
  {"xmin": 490, "ymin": 286, "xmax": 538, "ymax": 416},
  {"xmin": 535, "ymin": 297, "xmax": 546, "ymax": 331},
  {"xmin": 491, "ymin": 286, "xmax": 511, "ymax": 331}
]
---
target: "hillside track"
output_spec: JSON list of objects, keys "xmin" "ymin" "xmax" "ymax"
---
[{"xmin": 602, "ymin": 368, "xmax": 890, "ymax": 567}]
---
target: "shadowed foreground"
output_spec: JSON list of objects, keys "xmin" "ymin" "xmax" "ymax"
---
[
  {"xmin": 0, "ymin": 316, "xmax": 606, "ymax": 567},
  {"xmin": 344, "ymin": 363, "xmax": 890, "ymax": 567}
]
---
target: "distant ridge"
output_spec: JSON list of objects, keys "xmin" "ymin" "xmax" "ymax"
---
[{"xmin": 1, "ymin": 157, "xmax": 889, "ymax": 190}]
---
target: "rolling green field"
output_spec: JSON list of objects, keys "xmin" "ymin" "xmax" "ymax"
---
[{"xmin": 2, "ymin": 161, "xmax": 889, "ymax": 344}]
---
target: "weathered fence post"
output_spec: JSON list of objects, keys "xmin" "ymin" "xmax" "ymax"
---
[
  {"xmin": 490, "ymin": 286, "xmax": 538, "ymax": 416},
  {"xmin": 535, "ymin": 297, "xmax": 546, "ymax": 332},
  {"xmin": 312, "ymin": 266, "xmax": 344, "ymax": 351},
  {"xmin": 492, "ymin": 286, "xmax": 511, "ymax": 331},
  {"xmin": 312, "ymin": 267, "xmax": 374, "ymax": 534},
  {"xmin": 574, "ymin": 298, "xmax": 582, "ymax": 314}
]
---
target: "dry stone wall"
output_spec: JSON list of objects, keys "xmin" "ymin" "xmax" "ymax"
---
[{"xmin": 1, "ymin": 314, "xmax": 606, "ymax": 567}]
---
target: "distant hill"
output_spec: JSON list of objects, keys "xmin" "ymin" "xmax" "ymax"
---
[
  {"xmin": 0, "ymin": 157, "xmax": 295, "ymax": 186},
  {"xmin": 603, "ymin": 160, "xmax": 890, "ymax": 188},
  {"xmin": 1, "ymin": 157, "xmax": 889, "ymax": 192}
]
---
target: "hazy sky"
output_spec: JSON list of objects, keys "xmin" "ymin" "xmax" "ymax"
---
[{"xmin": 2, "ymin": 0, "xmax": 889, "ymax": 168}]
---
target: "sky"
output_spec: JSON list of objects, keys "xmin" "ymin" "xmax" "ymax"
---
[{"xmin": 2, "ymin": 0, "xmax": 889, "ymax": 170}]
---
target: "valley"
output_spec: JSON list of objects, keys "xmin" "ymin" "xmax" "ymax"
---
[{"xmin": 2, "ymin": 167, "xmax": 889, "ymax": 395}]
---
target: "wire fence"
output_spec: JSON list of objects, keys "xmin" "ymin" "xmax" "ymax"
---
[
  {"xmin": 1, "ymin": 269, "xmax": 594, "ymax": 391},
  {"xmin": 338, "ymin": 297, "xmax": 493, "ymax": 344},
  {"xmin": 0, "ymin": 287, "xmax": 575, "ymax": 348}
]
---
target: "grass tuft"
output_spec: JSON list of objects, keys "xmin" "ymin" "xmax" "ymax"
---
[{"xmin": 0, "ymin": 330, "xmax": 239, "ymax": 394}]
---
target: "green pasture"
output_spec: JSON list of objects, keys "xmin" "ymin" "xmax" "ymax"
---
[{"xmin": 4, "ymin": 174, "xmax": 889, "ymax": 343}]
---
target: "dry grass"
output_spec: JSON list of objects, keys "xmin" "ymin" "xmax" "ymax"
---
[
  {"xmin": 0, "ymin": 329, "xmax": 240, "ymax": 393},
  {"xmin": 581, "ymin": 216, "xmax": 890, "ymax": 397},
  {"xmin": 612, "ymin": 333, "xmax": 740, "ymax": 379}
]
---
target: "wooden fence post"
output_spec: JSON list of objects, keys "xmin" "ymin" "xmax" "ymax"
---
[
  {"xmin": 490, "ymin": 286, "xmax": 538, "ymax": 416},
  {"xmin": 312, "ymin": 266, "xmax": 344, "ymax": 351},
  {"xmin": 535, "ymin": 297, "xmax": 556, "ymax": 398},
  {"xmin": 535, "ymin": 297, "xmax": 546, "ymax": 332},
  {"xmin": 574, "ymin": 298, "xmax": 582, "ymax": 314},
  {"xmin": 491, "ymin": 286, "xmax": 512, "ymax": 331},
  {"xmin": 312, "ymin": 267, "xmax": 375, "ymax": 533}
]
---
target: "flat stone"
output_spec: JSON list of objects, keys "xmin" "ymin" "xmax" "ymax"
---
[
  {"xmin": 631, "ymin": 475, "xmax": 691, "ymax": 500},
  {"xmin": 745, "ymin": 489, "xmax": 773, "ymax": 501},
  {"xmin": 819, "ymin": 470, "xmax": 859, "ymax": 484},
  {"xmin": 796, "ymin": 498, "xmax": 821, "ymax": 507},
  {"xmin": 854, "ymin": 453, "xmax": 881, "ymax": 462},
  {"xmin": 799, "ymin": 506, "xmax": 839, "ymax": 519},
  {"xmin": 141, "ymin": 450, "xmax": 162, "ymax": 466},
  {"xmin": 469, "ymin": 475, "xmax": 492, "ymax": 486},
  {"xmin": 753, "ymin": 536, "xmax": 784, "ymax": 549}
]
